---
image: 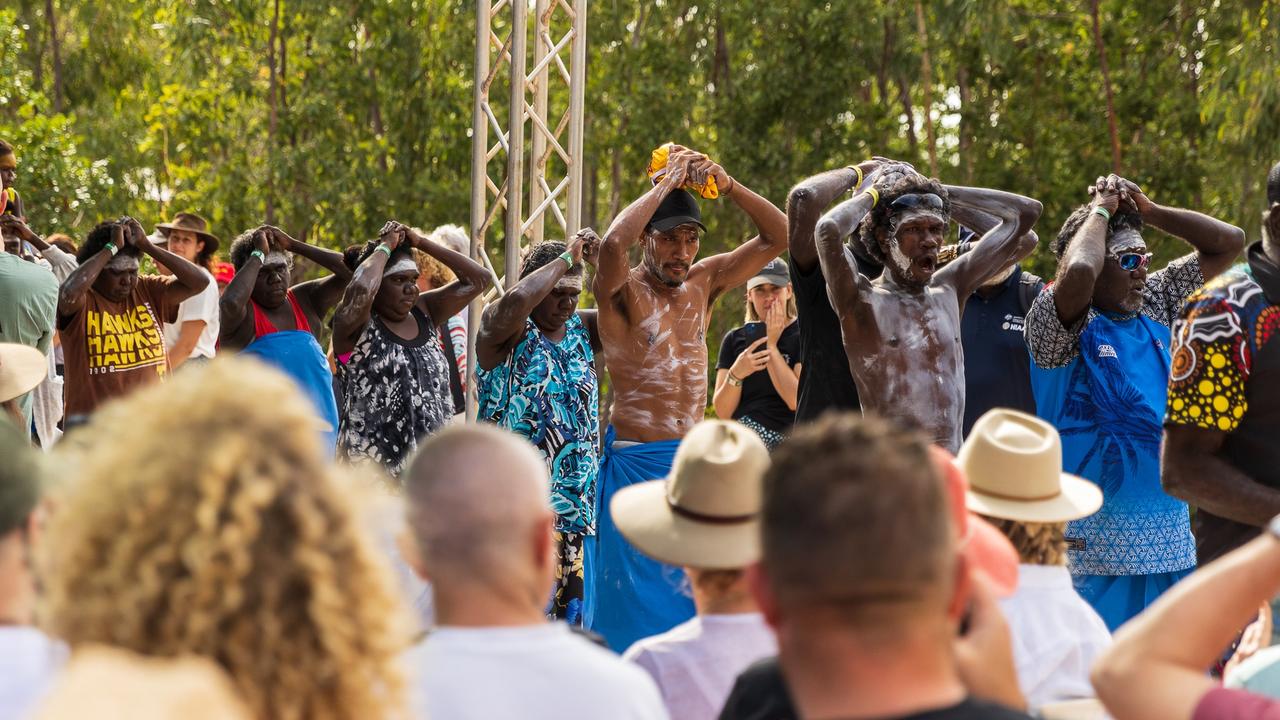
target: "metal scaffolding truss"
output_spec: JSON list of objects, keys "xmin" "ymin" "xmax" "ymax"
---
[{"xmin": 466, "ymin": 0, "xmax": 588, "ymax": 417}]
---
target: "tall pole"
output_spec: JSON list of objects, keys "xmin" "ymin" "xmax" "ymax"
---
[{"xmin": 466, "ymin": 1, "xmax": 491, "ymax": 421}]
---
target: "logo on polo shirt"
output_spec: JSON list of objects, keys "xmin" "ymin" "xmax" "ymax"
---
[
  {"xmin": 1098, "ymin": 344, "xmax": 1118, "ymax": 359},
  {"xmin": 1002, "ymin": 313, "xmax": 1027, "ymax": 332}
]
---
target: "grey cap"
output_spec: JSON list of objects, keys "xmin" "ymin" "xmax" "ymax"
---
[{"xmin": 747, "ymin": 258, "xmax": 790, "ymax": 290}]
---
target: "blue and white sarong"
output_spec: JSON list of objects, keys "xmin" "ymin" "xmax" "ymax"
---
[{"xmin": 585, "ymin": 426, "xmax": 696, "ymax": 652}]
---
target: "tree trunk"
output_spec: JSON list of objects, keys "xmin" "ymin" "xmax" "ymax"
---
[
  {"xmin": 266, "ymin": 0, "xmax": 281, "ymax": 223},
  {"xmin": 45, "ymin": 0, "xmax": 63, "ymax": 113},
  {"xmin": 896, "ymin": 74, "xmax": 920, "ymax": 157},
  {"xmin": 957, "ymin": 65, "xmax": 973, "ymax": 183},
  {"xmin": 914, "ymin": 0, "xmax": 938, "ymax": 176},
  {"xmin": 1089, "ymin": 0, "xmax": 1123, "ymax": 173}
]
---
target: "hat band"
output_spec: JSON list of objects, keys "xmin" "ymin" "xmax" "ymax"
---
[
  {"xmin": 971, "ymin": 486, "xmax": 1063, "ymax": 503},
  {"xmin": 667, "ymin": 498, "xmax": 756, "ymax": 525}
]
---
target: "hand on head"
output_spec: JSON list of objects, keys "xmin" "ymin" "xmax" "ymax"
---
[
  {"xmin": 1088, "ymin": 174, "xmax": 1124, "ymax": 214},
  {"xmin": 251, "ymin": 228, "xmax": 271, "ymax": 255},
  {"xmin": 575, "ymin": 227, "xmax": 601, "ymax": 266},
  {"xmin": 378, "ymin": 221, "xmax": 407, "ymax": 251}
]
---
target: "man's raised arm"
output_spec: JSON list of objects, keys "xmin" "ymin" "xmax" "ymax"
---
[
  {"xmin": 935, "ymin": 187, "xmax": 1042, "ymax": 298},
  {"xmin": 594, "ymin": 156, "xmax": 691, "ymax": 300},
  {"xmin": 787, "ymin": 161, "xmax": 880, "ymax": 273},
  {"xmin": 812, "ymin": 171, "xmax": 883, "ymax": 314},
  {"xmin": 272, "ymin": 227, "xmax": 354, "ymax": 317},
  {"xmin": 1119, "ymin": 178, "xmax": 1244, "ymax": 281},
  {"xmin": 693, "ymin": 156, "xmax": 788, "ymax": 297}
]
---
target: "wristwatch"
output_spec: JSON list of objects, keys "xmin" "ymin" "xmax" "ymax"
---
[{"xmin": 726, "ymin": 373, "xmax": 743, "ymax": 387}]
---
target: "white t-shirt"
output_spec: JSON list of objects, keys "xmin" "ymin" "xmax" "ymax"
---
[
  {"xmin": 163, "ymin": 268, "xmax": 219, "ymax": 359},
  {"xmin": 999, "ymin": 564, "xmax": 1112, "ymax": 710},
  {"xmin": 0, "ymin": 626, "xmax": 68, "ymax": 718},
  {"xmin": 405, "ymin": 623, "xmax": 668, "ymax": 720},
  {"xmin": 622, "ymin": 613, "xmax": 777, "ymax": 720}
]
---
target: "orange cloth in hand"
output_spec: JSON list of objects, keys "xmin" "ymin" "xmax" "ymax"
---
[{"xmin": 647, "ymin": 143, "xmax": 719, "ymax": 199}]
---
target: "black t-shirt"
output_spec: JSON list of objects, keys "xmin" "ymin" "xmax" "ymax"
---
[
  {"xmin": 718, "ymin": 657, "xmax": 1034, "ymax": 720},
  {"xmin": 717, "ymin": 321, "xmax": 801, "ymax": 432},
  {"xmin": 960, "ymin": 268, "xmax": 1043, "ymax": 437},
  {"xmin": 791, "ymin": 250, "xmax": 883, "ymax": 425}
]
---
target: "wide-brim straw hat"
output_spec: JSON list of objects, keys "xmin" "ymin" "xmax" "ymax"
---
[
  {"xmin": 0, "ymin": 343, "xmax": 46, "ymax": 403},
  {"xmin": 611, "ymin": 419, "xmax": 770, "ymax": 570},
  {"xmin": 155, "ymin": 212, "xmax": 220, "ymax": 254},
  {"xmin": 962, "ymin": 409, "xmax": 1103, "ymax": 524}
]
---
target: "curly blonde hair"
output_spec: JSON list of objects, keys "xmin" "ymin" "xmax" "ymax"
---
[
  {"xmin": 41, "ymin": 359, "xmax": 412, "ymax": 720},
  {"xmin": 981, "ymin": 516, "xmax": 1067, "ymax": 566}
]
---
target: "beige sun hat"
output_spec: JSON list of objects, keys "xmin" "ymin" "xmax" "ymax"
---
[
  {"xmin": 611, "ymin": 419, "xmax": 770, "ymax": 569},
  {"xmin": 961, "ymin": 408, "xmax": 1103, "ymax": 523},
  {"xmin": 0, "ymin": 343, "xmax": 46, "ymax": 403}
]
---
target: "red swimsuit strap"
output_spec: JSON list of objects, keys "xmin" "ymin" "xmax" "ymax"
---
[{"xmin": 251, "ymin": 291, "xmax": 310, "ymax": 338}]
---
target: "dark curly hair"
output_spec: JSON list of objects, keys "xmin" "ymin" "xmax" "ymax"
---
[
  {"xmin": 519, "ymin": 241, "xmax": 583, "ymax": 279},
  {"xmin": 77, "ymin": 220, "xmax": 143, "ymax": 265},
  {"xmin": 228, "ymin": 229, "xmax": 288, "ymax": 270},
  {"xmin": 353, "ymin": 236, "xmax": 414, "ymax": 270},
  {"xmin": 1052, "ymin": 205, "xmax": 1144, "ymax": 259},
  {"xmin": 857, "ymin": 164, "xmax": 951, "ymax": 265}
]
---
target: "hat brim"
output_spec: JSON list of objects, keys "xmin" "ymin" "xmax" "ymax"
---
[
  {"xmin": 966, "ymin": 514, "xmax": 1020, "ymax": 598},
  {"xmin": 0, "ymin": 344, "xmax": 48, "ymax": 403},
  {"xmin": 610, "ymin": 479, "xmax": 760, "ymax": 570},
  {"xmin": 747, "ymin": 274, "xmax": 790, "ymax": 290},
  {"xmin": 965, "ymin": 474, "xmax": 1103, "ymax": 524},
  {"xmin": 649, "ymin": 216, "xmax": 707, "ymax": 234},
  {"xmin": 156, "ymin": 224, "xmax": 221, "ymax": 254}
]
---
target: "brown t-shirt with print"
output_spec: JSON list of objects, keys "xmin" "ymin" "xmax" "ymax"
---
[{"xmin": 60, "ymin": 275, "xmax": 180, "ymax": 417}]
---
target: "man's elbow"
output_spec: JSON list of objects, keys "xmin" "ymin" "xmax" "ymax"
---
[
  {"xmin": 1016, "ymin": 198, "xmax": 1044, "ymax": 232},
  {"xmin": 786, "ymin": 184, "xmax": 815, "ymax": 218},
  {"xmin": 814, "ymin": 218, "xmax": 843, "ymax": 251}
]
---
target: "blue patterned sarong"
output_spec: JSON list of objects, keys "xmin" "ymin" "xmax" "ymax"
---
[{"xmin": 585, "ymin": 426, "xmax": 695, "ymax": 652}]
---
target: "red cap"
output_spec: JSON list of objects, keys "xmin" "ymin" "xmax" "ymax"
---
[
  {"xmin": 931, "ymin": 447, "xmax": 1019, "ymax": 598},
  {"xmin": 213, "ymin": 262, "xmax": 235, "ymax": 285}
]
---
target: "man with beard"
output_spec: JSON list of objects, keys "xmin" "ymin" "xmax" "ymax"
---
[
  {"xmin": 588, "ymin": 146, "xmax": 786, "ymax": 652},
  {"xmin": 1024, "ymin": 174, "xmax": 1243, "ymax": 631},
  {"xmin": 805, "ymin": 160, "xmax": 1043, "ymax": 452}
]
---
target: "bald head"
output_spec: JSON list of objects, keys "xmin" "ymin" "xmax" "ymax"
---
[{"xmin": 403, "ymin": 425, "xmax": 551, "ymax": 583}]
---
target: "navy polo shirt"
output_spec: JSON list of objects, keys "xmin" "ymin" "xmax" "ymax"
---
[{"xmin": 961, "ymin": 268, "xmax": 1044, "ymax": 436}]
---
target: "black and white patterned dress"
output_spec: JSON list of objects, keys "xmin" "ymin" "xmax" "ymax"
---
[{"xmin": 337, "ymin": 306, "xmax": 453, "ymax": 475}]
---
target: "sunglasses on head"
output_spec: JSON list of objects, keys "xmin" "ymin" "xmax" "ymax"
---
[
  {"xmin": 888, "ymin": 193, "xmax": 946, "ymax": 213},
  {"xmin": 1112, "ymin": 251, "xmax": 1152, "ymax": 271}
]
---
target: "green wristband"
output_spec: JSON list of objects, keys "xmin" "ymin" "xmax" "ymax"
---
[
  {"xmin": 376, "ymin": 244, "xmax": 393, "ymax": 258},
  {"xmin": 250, "ymin": 249, "xmax": 266, "ymax": 262},
  {"xmin": 559, "ymin": 250, "xmax": 574, "ymax": 271},
  {"xmin": 104, "ymin": 242, "xmax": 119, "ymax": 256},
  {"xmin": 1093, "ymin": 205, "xmax": 1112, "ymax": 222}
]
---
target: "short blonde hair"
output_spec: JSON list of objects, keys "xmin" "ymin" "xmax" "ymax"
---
[
  {"xmin": 42, "ymin": 359, "xmax": 411, "ymax": 720},
  {"xmin": 413, "ymin": 248, "xmax": 456, "ymax": 289}
]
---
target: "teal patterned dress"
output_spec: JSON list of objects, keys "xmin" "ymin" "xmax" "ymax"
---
[{"xmin": 477, "ymin": 313, "xmax": 599, "ymax": 622}]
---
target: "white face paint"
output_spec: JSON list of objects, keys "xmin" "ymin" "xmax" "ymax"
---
[
  {"xmin": 264, "ymin": 252, "xmax": 291, "ymax": 268},
  {"xmin": 106, "ymin": 254, "xmax": 140, "ymax": 272},
  {"xmin": 554, "ymin": 274, "xmax": 584, "ymax": 292},
  {"xmin": 887, "ymin": 236, "xmax": 913, "ymax": 277},
  {"xmin": 383, "ymin": 257, "xmax": 418, "ymax": 277}
]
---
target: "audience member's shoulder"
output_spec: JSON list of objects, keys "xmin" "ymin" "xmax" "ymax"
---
[
  {"xmin": 718, "ymin": 656, "xmax": 796, "ymax": 720},
  {"xmin": 622, "ymin": 617, "xmax": 699, "ymax": 662},
  {"xmin": 922, "ymin": 697, "xmax": 1035, "ymax": 719}
]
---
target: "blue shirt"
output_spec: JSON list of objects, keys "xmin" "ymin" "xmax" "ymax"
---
[
  {"xmin": 477, "ymin": 314, "xmax": 600, "ymax": 534},
  {"xmin": 961, "ymin": 268, "xmax": 1043, "ymax": 436},
  {"xmin": 1025, "ymin": 255, "xmax": 1202, "ymax": 576}
]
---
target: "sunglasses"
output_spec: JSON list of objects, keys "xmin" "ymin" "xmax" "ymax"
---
[
  {"xmin": 889, "ymin": 193, "xmax": 946, "ymax": 213},
  {"xmin": 1112, "ymin": 251, "xmax": 1152, "ymax": 272}
]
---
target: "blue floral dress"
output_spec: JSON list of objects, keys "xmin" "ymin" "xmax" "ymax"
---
[{"xmin": 477, "ymin": 313, "xmax": 599, "ymax": 622}]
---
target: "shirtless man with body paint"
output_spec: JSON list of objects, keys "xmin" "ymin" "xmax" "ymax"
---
[
  {"xmin": 793, "ymin": 160, "xmax": 1042, "ymax": 452},
  {"xmin": 587, "ymin": 145, "xmax": 786, "ymax": 652}
]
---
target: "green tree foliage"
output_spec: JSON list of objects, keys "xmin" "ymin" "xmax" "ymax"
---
[{"xmin": 2, "ymin": 0, "xmax": 1277, "ymax": 391}]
